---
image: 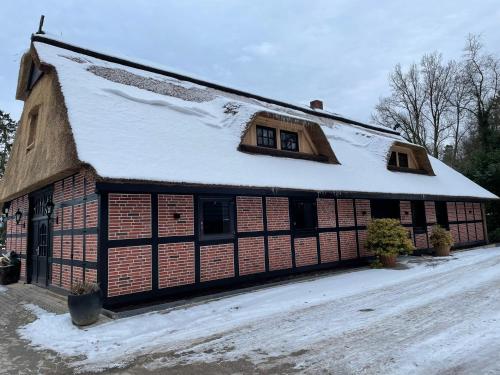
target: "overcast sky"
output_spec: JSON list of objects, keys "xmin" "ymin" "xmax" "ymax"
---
[{"xmin": 1, "ymin": 0, "xmax": 499, "ymax": 123}]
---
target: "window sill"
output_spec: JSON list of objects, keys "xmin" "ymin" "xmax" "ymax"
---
[
  {"xmin": 238, "ymin": 144, "xmax": 331, "ymax": 163},
  {"xmin": 387, "ymin": 165, "xmax": 430, "ymax": 175}
]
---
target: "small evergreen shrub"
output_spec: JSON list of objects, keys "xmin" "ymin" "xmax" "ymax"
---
[
  {"xmin": 429, "ymin": 225, "xmax": 454, "ymax": 248},
  {"xmin": 366, "ymin": 219, "xmax": 415, "ymax": 256}
]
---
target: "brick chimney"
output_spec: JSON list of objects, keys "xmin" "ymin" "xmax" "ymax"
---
[{"xmin": 310, "ymin": 100, "xmax": 323, "ymax": 110}]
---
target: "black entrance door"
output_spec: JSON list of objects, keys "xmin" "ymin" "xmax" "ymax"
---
[{"xmin": 29, "ymin": 189, "xmax": 53, "ymax": 286}]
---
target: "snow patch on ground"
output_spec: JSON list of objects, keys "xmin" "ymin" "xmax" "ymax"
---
[
  {"xmin": 0, "ymin": 286, "xmax": 6, "ymax": 293},
  {"xmin": 18, "ymin": 247, "xmax": 500, "ymax": 373}
]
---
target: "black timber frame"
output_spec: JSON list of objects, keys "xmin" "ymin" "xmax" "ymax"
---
[{"xmin": 94, "ymin": 181, "xmax": 490, "ymax": 309}]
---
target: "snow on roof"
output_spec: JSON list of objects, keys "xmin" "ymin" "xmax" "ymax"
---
[{"xmin": 32, "ymin": 38, "xmax": 497, "ymax": 199}]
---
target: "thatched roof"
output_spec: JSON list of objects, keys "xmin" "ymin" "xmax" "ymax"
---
[{"xmin": 1, "ymin": 34, "xmax": 497, "ymax": 201}]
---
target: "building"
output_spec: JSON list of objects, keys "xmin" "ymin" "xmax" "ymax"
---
[{"xmin": 1, "ymin": 34, "xmax": 497, "ymax": 308}]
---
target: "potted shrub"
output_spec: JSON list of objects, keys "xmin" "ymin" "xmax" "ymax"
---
[
  {"xmin": 68, "ymin": 281, "xmax": 102, "ymax": 326},
  {"xmin": 366, "ymin": 219, "xmax": 415, "ymax": 267},
  {"xmin": 429, "ymin": 225, "xmax": 454, "ymax": 256},
  {"xmin": 0, "ymin": 251, "xmax": 20, "ymax": 285}
]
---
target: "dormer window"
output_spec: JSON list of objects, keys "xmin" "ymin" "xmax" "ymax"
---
[
  {"xmin": 280, "ymin": 130, "xmax": 299, "ymax": 152},
  {"xmin": 386, "ymin": 141, "xmax": 435, "ymax": 176},
  {"xmin": 389, "ymin": 151, "xmax": 409, "ymax": 168},
  {"xmin": 256, "ymin": 126, "xmax": 276, "ymax": 148},
  {"xmin": 239, "ymin": 111, "xmax": 339, "ymax": 164}
]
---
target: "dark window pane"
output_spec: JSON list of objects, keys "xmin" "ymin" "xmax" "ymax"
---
[
  {"xmin": 398, "ymin": 152, "xmax": 409, "ymax": 168},
  {"xmin": 388, "ymin": 151, "xmax": 397, "ymax": 166},
  {"xmin": 412, "ymin": 201, "xmax": 426, "ymax": 230},
  {"xmin": 256, "ymin": 126, "xmax": 276, "ymax": 148},
  {"xmin": 292, "ymin": 199, "xmax": 316, "ymax": 230},
  {"xmin": 202, "ymin": 199, "xmax": 233, "ymax": 237},
  {"xmin": 280, "ymin": 131, "xmax": 299, "ymax": 152},
  {"xmin": 435, "ymin": 201, "xmax": 449, "ymax": 229},
  {"xmin": 371, "ymin": 199, "xmax": 400, "ymax": 219}
]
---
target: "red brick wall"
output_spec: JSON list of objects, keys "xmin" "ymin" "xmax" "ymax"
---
[
  {"xmin": 415, "ymin": 233, "xmax": 428, "ymax": 249},
  {"xmin": 108, "ymin": 193, "xmax": 151, "ymax": 240},
  {"xmin": 459, "ymin": 223, "xmax": 468, "ymax": 243},
  {"xmin": 449, "ymin": 224, "xmax": 460, "ymax": 244},
  {"xmin": 337, "ymin": 199, "xmax": 355, "ymax": 227},
  {"xmin": 317, "ymin": 198, "xmax": 336, "ymax": 228},
  {"xmin": 467, "ymin": 223, "xmax": 477, "ymax": 241},
  {"xmin": 108, "ymin": 245, "xmax": 152, "ymax": 297},
  {"xmin": 425, "ymin": 201, "xmax": 436, "ymax": 224},
  {"xmin": 355, "ymin": 199, "xmax": 371, "ymax": 226},
  {"xmin": 358, "ymin": 229, "xmax": 372, "ymax": 257},
  {"xmin": 339, "ymin": 231, "xmax": 357, "ymax": 260},
  {"xmin": 158, "ymin": 194, "xmax": 194, "ymax": 237},
  {"xmin": 266, "ymin": 197, "xmax": 289, "ymax": 230},
  {"xmin": 465, "ymin": 202, "xmax": 475, "ymax": 222},
  {"xmin": 51, "ymin": 171, "xmax": 97, "ymax": 290},
  {"xmin": 476, "ymin": 222, "xmax": 485, "ymax": 241},
  {"xmin": 400, "ymin": 201, "xmax": 412, "ymax": 224},
  {"xmin": 5, "ymin": 194, "xmax": 28, "ymax": 278},
  {"xmin": 236, "ymin": 196, "xmax": 263, "ymax": 232},
  {"xmin": 158, "ymin": 242, "xmax": 195, "ymax": 288},
  {"xmin": 447, "ymin": 202, "xmax": 457, "ymax": 222},
  {"xmin": 294, "ymin": 237, "xmax": 318, "ymax": 267},
  {"xmin": 268, "ymin": 235, "xmax": 292, "ymax": 271},
  {"xmin": 319, "ymin": 232, "xmax": 339, "ymax": 263},
  {"xmin": 473, "ymin": 203, "xmax": 482, "ymax": 221},
  {"xmin": 200, "ymin": 243, "xmax": 235, "ymax": 282},
  {"xmin": 238, "ymin": 237, "xmax": 265, "ymax": 275},
  {"xmin": 456, "ymin": 202, "xmax": 466, "ymax": 222}
]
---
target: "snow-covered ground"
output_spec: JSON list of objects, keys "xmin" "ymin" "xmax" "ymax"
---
[
  {"xmin": 0, "ymin": 285, "xmax": 6, "ymax": 293},
  {"xmin": 18, "ymin": 246, "xmax": 500, "ymax": 374}
]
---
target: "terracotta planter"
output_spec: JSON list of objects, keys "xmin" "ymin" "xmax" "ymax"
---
[
  {"xmin": 434, "ymin": 244, "xmax": 451, "ymax": 257},
  {"xmin": 68, "ymin": 290, "xmax": 103, "ymax": 326},
  {"xmin": 380, "ymin": 254, "xmax": 397, "ymax": 268}
]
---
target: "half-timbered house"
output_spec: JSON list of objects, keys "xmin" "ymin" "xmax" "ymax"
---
[{"xmin": 1, "ymin": 34, "xmax": 497, "ymax": 308}]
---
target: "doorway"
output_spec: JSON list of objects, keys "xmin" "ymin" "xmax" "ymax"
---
[{"xmin": 28, "ymin": 188, "xmax": 53, "ymax": 286}]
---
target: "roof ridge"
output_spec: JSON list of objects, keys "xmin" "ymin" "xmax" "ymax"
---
[{"xmin": 31, "ymin": 33, "xmax": 400, "ymax": 136}]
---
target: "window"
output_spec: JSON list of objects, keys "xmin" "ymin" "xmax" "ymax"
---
[
  {"xmin": 371, "ymin": 199, "xmax": 400, "ymax": 219},
  {"xmin": 411, "ymin": 201, "xmax": 426, "ymax": 231},
  {"xmin": 280, "ymin": 130, "xmax": 299, "ymax": 152},
  {"xmin": 389, "ymin": 151, "xmax": 410, "ymax": 168},
  {"xmin": 256, "ymin": 126, "xmax": 276, "ymax": 148},
  {"xmin": 435, "ymin": 201, "xmax": 449, "ymax": 229},
  {"xmin": 26, "ymin": 110, "xmax": 39, "ymax": 151},
  {"xmin": 291, "ymin": 199, "xmax": 317, "ymax": 231},
  {"xmin": 398, "ymin": 152, "xmax": 409, "ymax": 168},
  {"xmin": 199, "ymin": 197, "xmax": 234, "ymax": 240},
  {"xmin": 388, "ymin": 152, "xmax": 397, "ymax": 167}
]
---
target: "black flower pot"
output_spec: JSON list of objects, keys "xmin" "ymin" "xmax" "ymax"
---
[
  {"xmin": 0, "ymin": 264, "xmax": 20, "ymax": 285},
  {"xmin": 68, "ymin": 290, "xmax": 103, "ymax": 326}
]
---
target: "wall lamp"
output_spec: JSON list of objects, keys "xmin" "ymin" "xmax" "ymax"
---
[
  {"xmin": 44, "ymin": 199, "xmax": 55, "ymax": 219},
  {"xmin": 15, "ymin": 209, "xmax": 23, "ymax": 225}
]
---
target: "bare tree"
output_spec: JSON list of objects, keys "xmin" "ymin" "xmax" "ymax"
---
[
  {"xmin": 372, "ymin": 63, "xmax": 428, "ymax": 151},
  {"xmin": 446, "ymin": 62, "xmax": 471, "ymax": 165},
  {"xmin": 462, "ymin": 34, "xmax": 500, "ymax": 148},
  {"xmin": 421, "ymin": 52, "xmax": 455, "ymax": 157}
]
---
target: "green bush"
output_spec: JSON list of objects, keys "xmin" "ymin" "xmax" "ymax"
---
[
  {"xmin": 429, "ymin": 225, "xmax": 454, "ymax": 248},
  {"xmin": 366, "ymin": 219, "xmax": 415, "ymax": 256}
]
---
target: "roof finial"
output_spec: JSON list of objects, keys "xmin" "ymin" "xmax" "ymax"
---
[{"xmin": 37, "ymin": 15, "xmax": 46, "ymax": 35}]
